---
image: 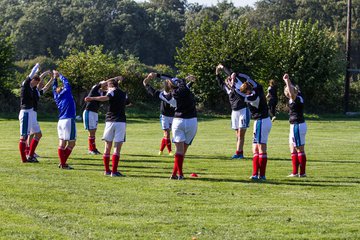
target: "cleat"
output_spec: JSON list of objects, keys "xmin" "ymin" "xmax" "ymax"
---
[
  {"xmin": 249, "ymin": 175, "xmax": 258, "ymax": 180},
  {"xmin": 60, "ymin": 164, "xmax": 73, "ymax": 170},
  {"xmin": 88, "ymin": 150, "xmax": 101, "ymax": 155},
  {"xmin": 259, "ymin": 176, "xmax": 266, "ymax": 181},
  {"xmin": 93, "ymin": 149, "xmax": 101, "ymax": 155},
  {"xmin": 158, "ymin": 151, "xmax": 163, "ymax": 156},
  {"xmin": 299, "ymin": 174, "xmax": 307, "ymax": 178},
  {"xmin": 287, "ymin": 173, "xmax": 299, "ymax": 177},
  {"xmin": 168, "ymin": 151, "xmax": 174, "ymax": 156},
  {"xmin": 33, "ymin": 152, "xmax": 40, "ymax": 158},
  {"xmin": 111, "ymin": 172, "xmax": 124, "ymax": 177},
  {"xmin": 178, "ymin": 175, "xmax": 185, "ymax": 180},
  {"xmin": 26, "ymin": 156, "xmax": 39, "ymax": 163},
  {"xmin": 271, "ymin": 116, "xmax": 276, "ymax": 122},
  {"xmin": 104, "ymin": 171, "xmax": 111, "ymax": 176},
  {"xmin": 169, "ymin": 175, "xmax": 178, "ymax": 180},
  {"xmin": 232, "ymin": 154, "xmax": 244, "ymax": 159}
]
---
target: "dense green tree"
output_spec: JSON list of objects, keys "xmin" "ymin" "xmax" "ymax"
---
[
  {"xmin": 0, "ymin": 32, "xmax": 15, "ymax": 90},
  {"xmin": 58, "ymin": 45, "xmax": 118, "ymax": 109},
  {"xmin": 176, "ymin": 18, "xmax": 343, "ymax": 112}
]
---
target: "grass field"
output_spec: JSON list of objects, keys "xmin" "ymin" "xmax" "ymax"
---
[{"xmin": 0, "ymin": 115, "xmax": 359, "ymax": 239}]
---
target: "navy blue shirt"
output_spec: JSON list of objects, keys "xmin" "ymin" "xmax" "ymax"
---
[{"xmin": 289, "ymin": 93, "xmax": 305, "ymax": 124}]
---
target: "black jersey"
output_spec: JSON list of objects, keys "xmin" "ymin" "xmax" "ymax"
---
[
  {"xmin": 267, "ymin": 86, "xmax": 278, "ymax": 102},
  {"xmin": 85, "ymin": 84, "xmax": 104, "ymax": 112},
  {"xmin": 289, "ymin": 94, "xmax": 305, "ymax": 124},
  {"xmin": 237, "ymin": 74, "xmax": 269, "ymax": 120},
  {"xmin": 172, "ymin": 79, "xmax": 197, "ymax": 119},
  {"xmin": 144, "ymin": 84, "xmax": 175, "ymax": 117},
  {"xmin": 216, "ymin": 75, "xmax": 247, "ymax": 110},
  {"xmin": 20, "ymin": 77, "xmax": 34, "ymax": 110},
  {"xmin": 105, "ymin": 88, "xmax": 129, "ymax": 123},
  {"xmin": 32, "ymin": 87, "xmax": 43, "ymax": 112}
]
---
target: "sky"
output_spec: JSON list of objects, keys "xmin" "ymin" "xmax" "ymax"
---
[{"xmin": 187, "ymin": 0, "xmax": 256, "ymax": 7}]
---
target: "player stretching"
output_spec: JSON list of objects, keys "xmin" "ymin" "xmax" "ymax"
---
[
  {"xmin": 216, "ymin": 64, "xmax": 250, "ymax": 159},
  {"xmin": 283, "ymin": 74, "xmax": 307, "ymax": 177},
  {"xmin": 52, "ymin": 70, "xmax": 77, "ymax": 169},
  {"xmin": 238, "ymin": 72, "xmax": 272, "ymax": 180},
  {"xmin": 84, "ymin": 78, "xmax": 129, "ymax": 177},
  {"xmin": 83, "ymin": 79, "xmax": 111, "ymax": 155},
  {"xmin": 143, "ymin": 73, "xmax": 175, "ymax": 156},
  {"xmin": 18, "ymin": 63, "xmax": 42, "ymax": 163},
  {"xmin": 25, "ymin": 70, "xmax": 53, "ymax": 159},
  {"xmin": 154, "ymin": 73, "xmax": 197, "ymax": 180}
]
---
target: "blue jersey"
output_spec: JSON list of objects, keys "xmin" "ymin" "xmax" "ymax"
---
[{"xmin": 53, "ymin": 74, "xmax": 76, "ymax": 119}]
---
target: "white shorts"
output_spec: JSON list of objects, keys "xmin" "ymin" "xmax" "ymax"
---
[
  {"xmin": 160, "ymin": 114, "xmax": 173, "ymax": 130},
  {"xmin": 83, "ymin": 110, "xmax": 98, "ymax": 130},
  {"xmin": 231, "ymin": 107, "xmax": 250, "ymax": 129},
  {"xmin": 19, "ymin": 109, "xmax": 40, "ymax": 136},
  {"xmin": 58, "ymin": 118, "xmax": 77, "ymax": 141},
  {"xmin": 102, "ymin": 122, "xmax": 126, "ymax": 143},
  {"xmin": 253, "ymin": 117, "xmax": 272, "ymax": 144},
  {"xmin": 172, "ymin": 118, "xmax": 197, "ymax": 145},
  {"xmin": 289, "ymin": 122, "xmax": 307, "ymax": 147}
]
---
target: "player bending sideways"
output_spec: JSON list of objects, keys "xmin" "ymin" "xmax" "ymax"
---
[
  {"xmin": 83, "ymin": 78, "xmax": 118, "ymax": 155},
  {"xmin": 18, "ymin": 63, "xmax": 44, "ymax": 163},
  {"xmin": 238, "ymin": 72, "xmax": 272, "ymax": 181},
  {"xmin": 152, "ymin": 74, "xmax": 197, "ymax": 180},
  {"xmin": 52, "ymin": 70, "xmax": 77, "ymax": 170},
  {"xmin": 25, "ymin": 70, "xmax": 53, "ymax": 159},
  {"xmin": 84, "ymin": 78, "xmax": 130, "ymax": 177},
  {"xmin": 143, "ymin": 72, "xmax": 176, "ymax": 156},
  {"xmin": 283, "ymin": 74, "xmax": 308, "ymax": 178},
  {"xmin": 216, "ymin": 64, "xmax": 250, "ymax": 159}
]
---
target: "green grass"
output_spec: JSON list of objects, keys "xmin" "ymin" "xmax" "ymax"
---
[{"xmin": 0, "ymin": 116, "xmax": 359, "ymax": 239}]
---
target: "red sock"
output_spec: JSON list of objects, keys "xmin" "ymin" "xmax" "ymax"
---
[
  {"xmin": 25, "ymin": 145, "xmax": 30, "ymax": 156},
  {"xmin": 175, "ymin": 153, "xmax": 184, "ymax": 176},
  {"xmin": 252, "ymin": 152, "xmax": 259, "ymax": 176},
  {"xmin": 166, "ymin": 138, "xmax": 172, "ymax": 153},
  {"xmin": 236, "ymin": 150, "xmax": 243, "ymax": 155},
  {"xmin": 88, "ymin": 136, "xmax": 96, "ymax": 151},
  {"xmin": 28, "ymin": 138, "xmax": 39, "ymax": 158},
  {"xmin": 259, "ymin": 153, "xmax": 268, "ymax": 177},
  {"xmin": 58, "ymin": 147, "xmax": 66, "ymax": 166},
  {"xmin": 64, "ymin": 146, "xmax": 73, "ymax": 164},
  {"xmin": 298, "ymin": 152, "xmax": 307, "ymax": 175},
  {"xmin": 291, "ymin": 151, "xmax": 299, "ymax": 174},
  {"xmin": 19, "ymin": 139, "xmax": 27, "ymax": 162},
  {"xmin": 160, "ymin": 138, "xmax": 167, "ymax": 151},
  {"xmin": 172, "ymin": 156, "xmax": 178, "ymax": 176},
  {"xmin": 103, "ymin": 154, "xmax": 110, "ymax": 172},
  {"xmin": 112, "ymin": 154, "xmax": 120, "ymax": 173}
]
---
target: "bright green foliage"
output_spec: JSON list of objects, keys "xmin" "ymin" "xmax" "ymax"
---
[
  {"xmin": 0, "ymin": 32, "xmax": 15, "ymax": 90},
  {"xmin": 176, "ymin": 19, "xmax": 262, "ymax": 109},
  {"xmin": 59, "ymin": 45, "xmax": 118, "ymax": 106},
  {"xmin": 176, "ymin": 18, "xmax": 343, "ymax": 112},
  {"xmin": 259, "ymin": 20, "xmax": 343, "ymax": 112},
  {"xmin": 0, "ymin": 32, "xmax": 16, "ymax": 112}
]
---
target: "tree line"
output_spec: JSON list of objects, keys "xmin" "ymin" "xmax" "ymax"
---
[{"xmin": 0, "ymin": 0, "xmax": 359, "ymax": 113}]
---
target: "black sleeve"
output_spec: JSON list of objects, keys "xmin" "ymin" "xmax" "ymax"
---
[{"xmin": 144, "ymin": 84, "xmax": 160, "ymax": 97}]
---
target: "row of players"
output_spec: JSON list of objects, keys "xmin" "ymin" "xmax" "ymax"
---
[{"xmin": 18, "ymin": 63, "xmax": 307, "ymax": 180}]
